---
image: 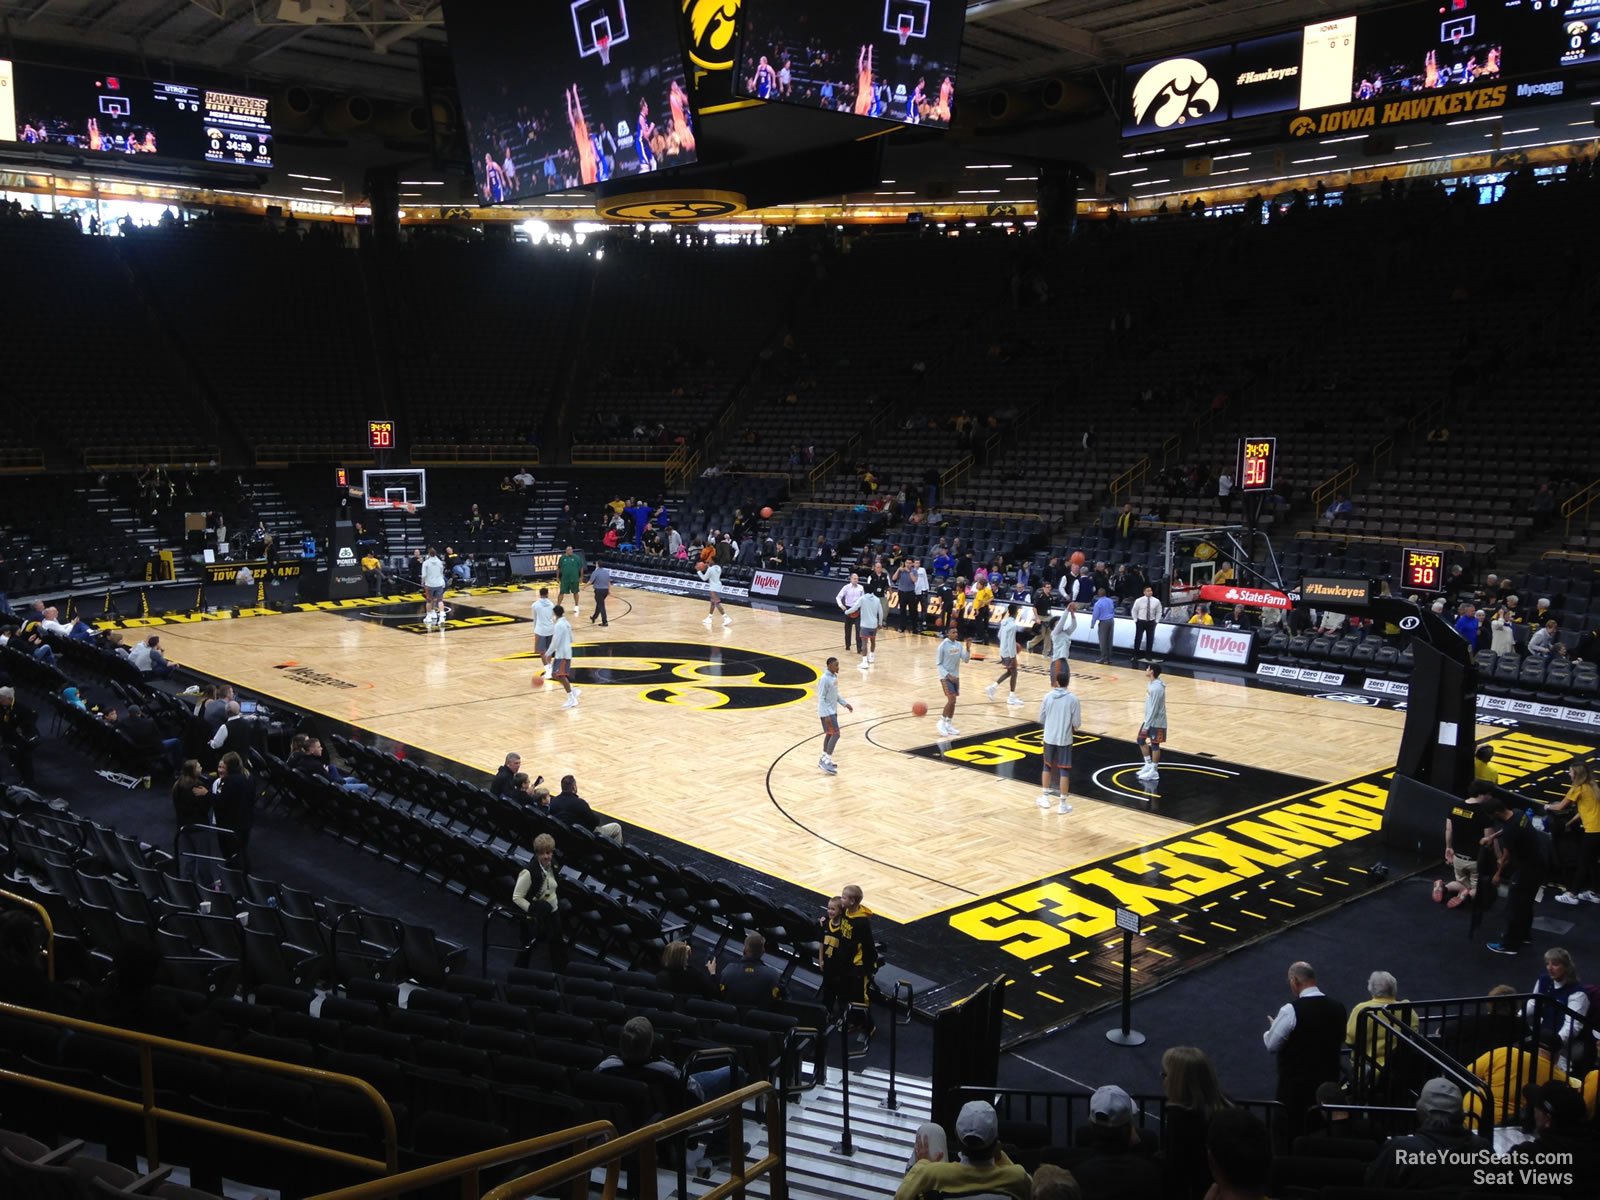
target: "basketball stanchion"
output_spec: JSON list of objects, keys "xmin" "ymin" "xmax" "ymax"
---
[
  {"xmin": 140, "ymin": 589, "xmax": 150, "ymax": 618},
  {"xmin": 1104, "ymin": 907, "xmax": 1146, "ymax": 1047}
]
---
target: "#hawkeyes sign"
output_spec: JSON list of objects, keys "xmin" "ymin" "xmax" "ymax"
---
[{"xmin": 499, "ymin": 640, "xmax": 816, "ymax": 710}]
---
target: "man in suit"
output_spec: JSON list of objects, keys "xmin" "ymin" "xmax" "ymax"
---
[{"xmin": 1263, "ymin": 961, "xmax": 1346, "ymax": 1145}]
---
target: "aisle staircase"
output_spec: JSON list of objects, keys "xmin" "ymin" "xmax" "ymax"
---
[{"xmin": 676, "ymin": 1068, "xmax": 932, "ymax": 1200}]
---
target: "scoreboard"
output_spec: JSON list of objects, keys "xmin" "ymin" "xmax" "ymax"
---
[
  {"xmin": 1402, "ymin": 547, "xmax": 1446, "ymax": 592},
  {"xmin": 1239, "ymin": 437, "xmax": 1277, "ymax": 493}
]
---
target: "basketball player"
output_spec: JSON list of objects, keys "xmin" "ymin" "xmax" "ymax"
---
[
  {"xmin": 1137, "ymin": 662, "xmax": 1167, "ymax": 782},
  {"xmin": 557, "ymin": 545, "xmax": 583, "ymax": 614},
  {"xmin": 636, "ymin": 99, "xmax": 658, "ymax": 173},
  {"xmin": 568, "ymin": 85, "xmax": 597, "ymax": 185},
  {"xmin": 817, "ymin": 657, "xmax": 854, "ymax": 775},
  {"xmin": 779, "ymin": 59, "xmax": 793, "ymax": 97},
  {"xmin": 752, "ymin": 56, "xmax": 778, "ymax": 100},
  {"xmin": 700, "ymin": 560, "xmax": 730, "ymax": 627},
  {"xmin": 591, "ymin": 132, "xmax": 612, "ymax": 182},
  {"xmin": 908, "ymin": 77, "xmax": 927, "ymax": 124},
  {"xmin": 935, "ymin": 624, "xmax": 971, "ymax": 737},
  {"xmin": 669, "ymin": 80, "xmax": 696, "ymax": 153},
  {"xmin": 501, "ymin": 145, "xmax": 518, "ymax": 194},
  {"xmin": 482, "ymin": 153, "xmax": 506, "ymax": 203},
  {"xmin": 854, "ymin": 45, "xmax": 874, "ymax": 116},
  {"xmin": 1050, "ymin": 600, "xmax": 1078, "ymax": 686},
  {"xmin": 932, "ymin": 75, "xmax": 954, "ymax": 123},
  {"xmin": 856, "ymin": 589, "xmax": 883, "ymax": 669},
  {"xmin": 88, "ymin": 118, "xmax": 103, "ymax": 151},
  {"xmin": 986, "ymin": 603, "xmax": 1023, "ymax": 705},
  {"xmin": 548, "ymin": 605, "xmax": 580, "ymax": 709},
  {"xmin": 531, "ymin": 587, "xmax": 556, "ymax": 677},
  {"xmin": 1037, "ymin": 673, "xmax": 1081, "ymax": 814},
  {"xmin": 420, "ymin": 547, "xmax": 447, "ymax": 626}
]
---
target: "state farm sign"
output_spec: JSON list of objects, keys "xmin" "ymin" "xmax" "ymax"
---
[{"xmin": 1199, "ymin": 583, "xmax": 1291, "ymax": 610}]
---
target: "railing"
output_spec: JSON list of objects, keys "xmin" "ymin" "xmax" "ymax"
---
[
  {"xmin": 1357, "ymin": 1010, "xmax": 1494, "ymax": 1136},
  {"xmin": 255, "ymin": 444, "xmax": 374, "ymax": 466},
  {"xmin": 482, "ymin": 1082, "xmax": 783, "ymax": 1200},
  {"xmin": 0, "ymin": 889, "xmax": 55, "ymax": 980},
  {"xmin": 1561, "ymin": 477, "xmax": 1600, "ymax": 535},
  {"xmin": 1371, "ymin": 437, "xmax": 1394, "ymax": 473},
  {"xmin": 1311, "ymin": 462, "xmax": 1359, "ymax": 511},
  {"xmin": 569, "ymin": 444, "xmax": 677, "ymax": 465},
  {"xmin": 1109, "ymin": 456, "xmax": 1150, "ymax": 504},
  {"xmin": 806, "ymin": 449, "xmax": 841, "ymax": 495},
  {"xmin": 1293, "ymin": 529, "xmax": 1467, "ymax": 554},
  {"xmin": 951, "ymin": 1084, "xmax": 1282, "ymax": 1146},
  {"xmin": 0, "ymin": 1002, "xmax": 398, "ymax": 1177},
  {"xmin": 1159, "ymin": 434, "xmax": 1183, "ymax": 468},
  {"xmin": 83, "ymin": 446, "xmax": 220, "ymax": 470},
  {"xmin": 940, "ymin": 454, "xmax": 975, "ymax": 492},
  {"xmin": 306, "ymin": 1122, "xmax": 616, "ymax": 1200},
  {"xmin": 0, "ymin": 447, "xmax": 46, "ymax": 472},
  {"xmin": 411, "ymin": 445, "xmax": 540, "ymax": 466},
  {"xmin": 664, "ymin": 444, "xmax": 692, "ymax": 488},
  {"xmin": 1542, "ymin": 548, "xmax": 1600, "ymax": 563}
]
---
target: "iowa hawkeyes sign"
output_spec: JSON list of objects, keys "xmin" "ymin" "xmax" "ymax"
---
[
  {"xmin": 499, "ymin": 640, "xmax": 816, "ymax": 710},
  {"xmin": 683, "ymin": 0, "xmax": 740, "ymax": 73},
  {"xmin": 596, "ymin": 189, "xmax": 748, "ymax": 222}
]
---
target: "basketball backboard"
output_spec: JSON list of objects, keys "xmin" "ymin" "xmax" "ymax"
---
[
  {"xmin": 883, "ymin": 0, "xmax": 929, "ymax": 42},
  {"xmin": 573, "ymin": 0, "xmax": 631, "ymax": 63}
]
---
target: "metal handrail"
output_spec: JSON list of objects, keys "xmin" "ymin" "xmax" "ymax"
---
[
  {"xmin": 1561, "ymin": 477, "xmax": 1600, "ymax": 535},
  {"xmin": 306, "ymin": 1122, "xmax": 616, "ymax": 1200},
  {"xmin": 0, "ymin": 447, "xmax": 46, "ymax": 472},
  {"xmin": 1372, "ymin": 437, "xmax": 1395, "ymax": 471},
  {"xmin": 1292, "ymin": 529, "xmax": 1468, "ymax": 553},
  {"xmin": 0, "ymin": 1001, "xmax": 399, "ymax": 1174},
  {"xmin": 1542, "ymin": 548, "xmax": 1600, "ymax": 563},
  {"xmin": 1361, "ymin": 1011, "xmax": 1493, "ymax": 1136},
  {"xmin": 940, "ymin": 455, "xmax": 974, "ymax": 490},
  {"xmin": 1311, "ymin": 462, "xmax": 1359, "ymax": 511},
  {"xmin": 255, "ymin": 444, "xmax": 374, "ymax": 466},
  {"xmin": 481, "ymin": 1081, "xmax": 783, "ymax": 1200},
  {"xmin": 411, "ymin": 445, "xmax": 541, "ymax": 465},
  {"xmin": 569, "ymin": 444, "xmax": 677, "ymax": 464},
  {"xmin": 1159, "ymin": 434, "xmax": 1183, "ymax": 468},
  {"xmin": 0, "ymin": 888, "xmax": 55, "ymax": 980},
  {"xmin": 83, "ymin": 446, "xmax": 220, "ymax": 470},
  {"xmin": 1109, "ymin": 456, "xmax": 1150, "ymax": 503}
]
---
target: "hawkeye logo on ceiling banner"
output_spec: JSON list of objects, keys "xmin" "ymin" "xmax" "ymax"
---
[
  {"xmin": 1289, "ymin": 83, "xmax": 1507, "ymax": 137},
  {"xmin": 946, "ymin": 730, "xmax": 1591, "ymax": 964},
  {"xmin": 496, "ymin": 639, "xmax": 817, "ymax": 710}
]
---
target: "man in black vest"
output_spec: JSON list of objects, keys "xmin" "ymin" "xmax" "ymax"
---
[{"xmin": 1263, "ymin": 960, "xmax": 1346, "ymax": 1145}]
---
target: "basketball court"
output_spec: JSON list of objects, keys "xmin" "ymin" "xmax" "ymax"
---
[{"xmin": 102, "ymin": 582, "xmax": 1597, "ymax": 1044}]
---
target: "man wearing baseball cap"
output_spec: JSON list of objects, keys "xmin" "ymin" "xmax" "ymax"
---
[
  {"xmin": 1060, "ymin": 1085, "xmax": 1161, "ymax": 1199},
  {"xmin": 893, "ymin": 1099, "xmax": 1030, "ymax": 1200},
  {"xmin": 1366, "ymin": 1077, "xmax": 1490, "ymax": 1188},
  {"xmin": 1515, "ymin": 1081, "xmax": 1599, "ymax": 1188}
]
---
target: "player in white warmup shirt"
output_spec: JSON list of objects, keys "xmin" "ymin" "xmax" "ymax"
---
[
  {"xmin": 700, "ymin": 561, "xmax": 730, "ymax": 627},
  {"xmin": 986, "ymin": 603, "xmax": 1024, "ymax": 705},
  {"xmin": 530, "ymin": 587, "xmax": 556, "ymax": 677}
]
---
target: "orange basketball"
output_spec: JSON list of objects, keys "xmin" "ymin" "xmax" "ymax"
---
[
  {"xmin": 1070, "ymin": 550, "xmax": 1086, "ymax": 567},
  {"xmin": 530, "ymin": 674, "xmax": 544, "ymax": 688},
  {"xmin": 760, "ymin": 506, "xmax": 774, "ymax": 519},
  {"xmin": 912, "ymin": 700, "xmax": 928, "ymax": 717}
]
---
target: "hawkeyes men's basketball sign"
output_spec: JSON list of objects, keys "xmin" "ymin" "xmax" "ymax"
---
[
  {"xmin": 682, "ymin": 0, "xmax": 741, "ymax": 104},
  {"xmin": 498, "ymin": 639, "xmax": 816, "ymax": 710}
]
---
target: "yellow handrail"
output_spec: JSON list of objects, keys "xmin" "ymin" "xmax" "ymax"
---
[
  {"xmin": 807, "ymin": 450, "xmax": 841, "ymax": 495},
  {"xmin": 1159, "ymin": 435, "xmax": 1182, "ymax": 468},
  {"xmin": 0, "ymin": 889, "xmax": 55, "ymax": 980},
  {"xmin": 483, "ymin": 1082, "xmax": 782, "ymax": 1200},
  {"xmin": 1372, "ymin": 437, "xmax": 1394, "ymax": 472},
  {"xmin": 1110, "ymin": 456, "xmax": 1150, "ymax": 504},
  {"xmin": 412, "ymin": 445, "xmax": 541, "ymax": 466},
  {"xmin": 307, "ymin": 1122, "xmax": 616, "ymax": 1200},
  {"xmin": 0, "ymin": 448, "xmax": 46, "ymax": 473},
  {"xmin": 1294, "ymin": 530, "xmax": 1468, "ymax": 553},
  {"xmin": 663, "ymin": 444, "xmax": 689, "ymax": 487},
  {"xmin": 569, "ymin": 444, "xmax": 676, "ymax": 465},
  {"xmin": 1542, "ymin": 548, "xmax": 1600, "ymax": 563},
  {"xmin": 256, "ymin": 444, "xmax": 375, "ymax": 466},
  {"xmin": 1311, "ymin": 463, "xmax": 1358, "ymax": 511},
  {"xmin": 940, "ymin": 454, "xmax": 974, "ymax": 490},
  {"xmin": 0, "ymin": 1002, "xmax": 398, "ymax": 1175},
  {"xmin": 1561, "ymin": 478, "xmax": 1600, "ymax": 536},
  {"xmin": 83, "ymin": 446, "xmax": 220, "ymax": 470}
]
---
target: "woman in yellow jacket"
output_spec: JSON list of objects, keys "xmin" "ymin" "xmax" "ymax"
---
[{"xmin": 1549, "ymin": 761, "xmax": 1600, "ymax": 906}]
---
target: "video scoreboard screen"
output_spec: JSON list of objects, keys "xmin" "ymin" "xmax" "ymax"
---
[
  {"xmin": 445, "ymin": 0, "xmax": 699, "ymax": 203},
  {"xmin": 1122, "ymin": 0, "xmax": 1598, "ymax": 136},
  {"xmin": 0, "ymin": 60, "xmax": 272, "ymax": 167},
  {"xmin": 1402, "ymin": 547, "xmax": 1447, "ymax": 592},
  {"xmin": 735, "ymin": 0, "xmax": 968, "ymax": 128}
]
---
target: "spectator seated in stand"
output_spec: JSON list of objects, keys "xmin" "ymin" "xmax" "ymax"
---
[
  {"xmin": 1204, "ymin": 1109, "xmax": 1273, "ymax": 1200},
  {"xmin": 894, "ymin": 1099, "xmax": 1031, "ymax": 1200},
  {"xmin": 1057, "ymin": 1085, "xmax": 1161, "ymax": 1200},
  {"xmin": 1365, "ymin": 1077, "xmax": 1491, "ymax": 1188},
  {"xmin": 127, "ymin": 634, "xmax": 173, "ymax": 679}
]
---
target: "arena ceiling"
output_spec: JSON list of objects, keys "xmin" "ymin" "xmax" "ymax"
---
[{"xmin": 0, "ymin": 0, "xmax": 1400, "ymax": 101}]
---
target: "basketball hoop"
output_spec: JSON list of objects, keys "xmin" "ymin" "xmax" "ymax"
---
[
  {"xmin": 897, "ymin": 18, "xmax": 913, "ymax": 46},
  {"xmin": 597, "ymin": 34, "xmax": 611, "ymax": 66}
]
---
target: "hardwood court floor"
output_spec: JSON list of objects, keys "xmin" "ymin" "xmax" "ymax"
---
[{"xmin": 152, "ymin": 588, "xmax": 1479, "ymax": 922}]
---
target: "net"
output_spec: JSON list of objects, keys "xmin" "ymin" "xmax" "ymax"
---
[
  {"xmin": 897, "ymin": 17, "xmax": 913, "ymax": 46},
  {"xmin": 597, "ymin": 34, "xmax": 610, "ymax": 65}
]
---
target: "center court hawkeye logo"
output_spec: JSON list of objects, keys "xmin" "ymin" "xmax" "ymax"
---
[
  {"xmin": 497, "ymin": 639, "xmax": 817, "ymax": 710},
  {"xmin": 1131, "ymin": 58, "xmax": 1220, "ymax": 129}
]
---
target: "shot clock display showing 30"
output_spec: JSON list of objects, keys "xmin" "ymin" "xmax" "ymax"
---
[
  {"xmin": 367, "ymin": 420, "xmax": 396, "ymax": 451},
  {"xmin": 1403, "ymin": 547, "xmax": 1447, "ymax": 592},
  {"xmin": 1239, "ymin": 437, "xmax": 1277, "ymax": 493}
]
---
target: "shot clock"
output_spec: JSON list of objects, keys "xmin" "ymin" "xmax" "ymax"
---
[
  {"xmin": 1239, "ymin": 437, "xmax": 1277, "ymax": 493},
  {"xmin": 367, "ymin": 420, "xmax": 396, "ymax": 451},
  {"xmin": 1402, "ymin": 547, "xmax": 1446, "ymax": 592}
]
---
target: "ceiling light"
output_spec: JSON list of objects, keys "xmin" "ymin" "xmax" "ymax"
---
[{"xmin": 1108, "ymin": 168, "xmax": 1147, "ymax": 176}]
